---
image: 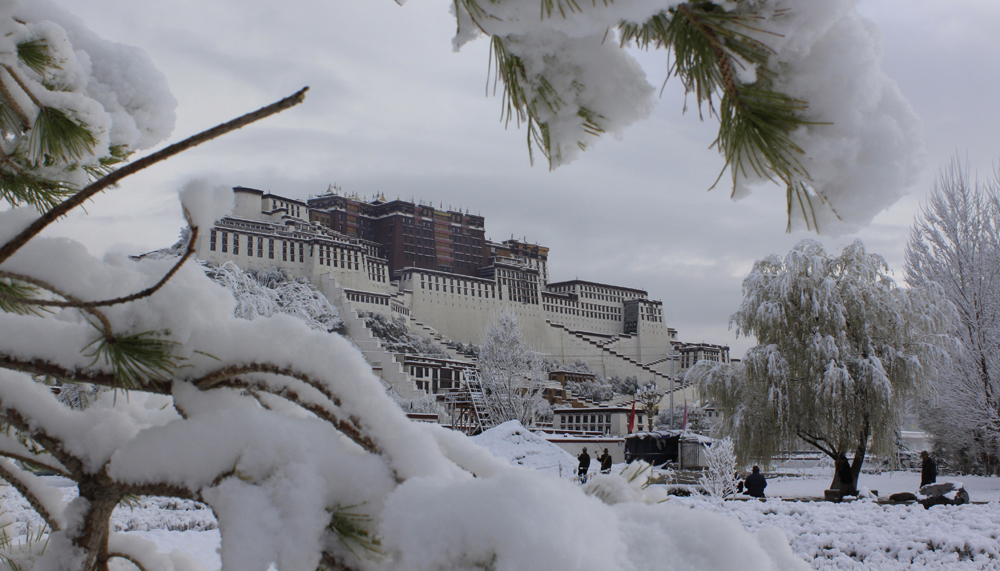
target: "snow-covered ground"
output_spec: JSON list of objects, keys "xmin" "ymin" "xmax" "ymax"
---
[
  {"xmin": 3, "ymin": 427, "xmax": 1000, "ymax": 570},
  {"xmin": 670, "ymin": 496, "xmax": 1000, "ymax": 570},
  {"xmin": 766, "ymin": 467, "xmax": 1000, "ymax": 504}
]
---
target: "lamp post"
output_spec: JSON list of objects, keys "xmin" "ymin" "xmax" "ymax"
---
[{"xmin": 669, "ymin": 347, "xmax": 676, "ymax": 430}]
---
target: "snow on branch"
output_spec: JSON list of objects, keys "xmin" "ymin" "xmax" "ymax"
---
[
  {"xmin": 0, "ymin": 457, "xmax": 67, "ymax": 531},
  {"xmin": 0, "ymin": 430, "xmax": 70, "ymax": 477},
  {"xmin": 443, "ymin": 0, "xmax": 921, "ymax": 231}
]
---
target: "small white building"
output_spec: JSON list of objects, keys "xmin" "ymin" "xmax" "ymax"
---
[{"xmin": 551, "ymin": 405, "xmax": 646, "ymax": 437}]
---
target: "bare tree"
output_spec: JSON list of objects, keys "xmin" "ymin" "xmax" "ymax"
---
[
  {"xmin": 905, "ymin": 158, "xmax": 1000, "ymax": 472},
  {"xmin": 477, "ymin": 311, "xmax": 547, "ymax": 427}
]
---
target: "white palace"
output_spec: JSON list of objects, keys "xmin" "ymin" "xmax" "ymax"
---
[{"xmin": 195, "ymin": 186, "xmax": 729, "ymax": 407}]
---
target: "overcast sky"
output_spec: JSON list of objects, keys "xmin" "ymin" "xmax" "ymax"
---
[{"xmin": 48, "ymin": 0, "xmax": 1000, "ymax": 358}]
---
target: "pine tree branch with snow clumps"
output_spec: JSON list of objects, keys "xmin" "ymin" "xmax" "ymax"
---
[
  {"xmin": 436, "ymin": 0, "xmax": 922, "ymax": 232},
  {"xmin": 0, "ymin": 3, "xmax": 809, "ymax": 571}
]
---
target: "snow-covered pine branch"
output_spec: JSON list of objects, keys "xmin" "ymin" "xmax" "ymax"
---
[
  {"xmin": 360, "ymin": 311, "xmax": 447, "ymax": 357},
  {"xmin": 438, "ymin": 0, "xmax": 921, "ymax": 232}
]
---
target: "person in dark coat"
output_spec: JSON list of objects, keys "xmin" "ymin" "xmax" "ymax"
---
[
  {"xmin": 744, "ymin": 465, "xmax": 767, "ymax": 498},
  {"xmin": 920, "ymin": 451, "xmax": 937, "ymax": 488},
  {"xmin": 577, "ymin": 447, "xmax": 591, "ymax": 482},
  {"xmin": 836, "ymin": 454, "xmax": 857, "ymax": 496},
  {"xmin": 597, "ymin": 448, "xmax": 613, "ymax": 473}
]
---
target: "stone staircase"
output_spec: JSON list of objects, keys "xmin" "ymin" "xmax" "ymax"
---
[
  {"xmin": 547, "ymin": 321, "xmax": 672, "ymax": 381},
  {"xmin": 410, "ymin": 319, "xmax": 477, "ymax": 364},
  {"xmin": 319, "ymin": 275, "xmax": 421, "ymax": 399},
  {"xmin": 545, "ymin": 321, "xmax": 698, "ymax": 406}
]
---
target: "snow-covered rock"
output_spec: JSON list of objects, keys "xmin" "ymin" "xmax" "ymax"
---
[{"xmin": 472, "ymin": 420, "xmax": 576, "ymax": 476}]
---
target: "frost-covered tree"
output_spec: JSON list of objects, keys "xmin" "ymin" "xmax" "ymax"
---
[
  {"xmin": 905, "ymin": 159, "xmax": 1000, "ymax": 471},
  {"xmin": 610, "ymin": 374, "xmax": 641, "ymax": 397},
  {"xmin": 208, "ymin": 261, "xmax": 345, "ymax": 333},
  {"xmin": 690, "ymin": 240, "xmax": 954, "ymax": 489},
  {"xmin": 699, "ymin": 437, "xmax": 739, "ymax": 499},
  {"xmin": 0, "ymin": 4, "xmax": 813, "ymax": 571},
  {"xmin": 359, "ymin": 311, "xmax": 448, "ymax": 357},
  {"xmin": 655, "ymin": 402, "xmax": 710, "ymax": 434},
  {"xmin": 477, "ymin": 311, "xmax": 548, "ymax": 426},
  {"xmin": 434, "ymin": 0, "xmax": 921, "ymax": 230}
]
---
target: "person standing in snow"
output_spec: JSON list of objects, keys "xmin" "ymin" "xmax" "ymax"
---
[
  {"xmin": 920, "ymin": 451, "xmax": 937, "ymax": 488},
  {"xmin": 597, "ymin": 448, "xmax": 613, "ymax": 474},
  {"xmin": 577, "ymin": 447, "xmax": 591, "ymax": 483},
  {"xmin": 744, "ymin": 465, "xmax": 766, "ymax": 498}
]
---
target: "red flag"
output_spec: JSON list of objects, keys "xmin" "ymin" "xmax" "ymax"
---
[
  {"xmin": 628, "ymin": 400, "xmax": 636, "ymax": 433},
  {"xmin": 682, "ymin": 400, "xmax": 688, "ymax": 431}
]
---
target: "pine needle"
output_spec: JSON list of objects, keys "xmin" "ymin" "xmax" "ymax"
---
[
  {"xmin": 83, "ymin": 327, "xmax": 180, "ymax": 390},
  {"xmin": 327, "ymin": 505, "xmax": 381, "ymax": 556},
  {"xmin": 82, "ymin": 144, "xmax": 133, "ymax": 182},
  {"xmin": 0, "ymin": 277, "xmax": 46, "ymax": 316},
  {"xmin": 619, "ymin": 2, "xmax": 825, "ymax": 229},
  {"xmin": 0, "ymin": 168, "xmax": 74, "ymax": 212},
  {"xmin": 25, "ymin": 107, "xmax": 97, "ymax": 166},
  {"xmin": 16, "ymin": 39, "xmax": 58, "ymax": 76}
]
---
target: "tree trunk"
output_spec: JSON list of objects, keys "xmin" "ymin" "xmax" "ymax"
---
[{"xmin": 74, "ymin": 472, "xmax": 122, "ymax": 571}]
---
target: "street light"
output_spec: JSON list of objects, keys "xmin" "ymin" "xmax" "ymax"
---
[{"xmin": 668, "ymin": 347, "xmax": 679, "ymax": 430}]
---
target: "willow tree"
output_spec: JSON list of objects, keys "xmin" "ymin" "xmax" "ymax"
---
[{"xmin": 690, "ymin": 240, "xmax": 954, "ymax": 487}]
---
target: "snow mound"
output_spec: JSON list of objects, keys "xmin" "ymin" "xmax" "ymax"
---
[{"xmin": 472, "ymin": 421, "xmax": 575, "ymax": 475}]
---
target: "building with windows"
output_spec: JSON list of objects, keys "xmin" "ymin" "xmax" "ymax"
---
[{"xmin": 195, "ymin": 186, "xmax": 723, "ymax": 405}]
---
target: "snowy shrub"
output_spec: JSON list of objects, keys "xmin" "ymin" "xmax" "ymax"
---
[
  {"xmin": 441, "ymin": 338, "xmax": 479, "ymax": 358},
  {"xmin": 565, "ymin": 379, "xmax": 614, "ymax": 402},
  {"xmin": 699, "ymin": 438, "xmax": 740, "ymax": 500},
  {"xmin": 655, "ymin": 402, "xmax": 710, "ymax": 433},
  {"xmin": 360, "ymin": 311, "xmax": 448, "ymax": 356},
  {"xmin": 208, "ymin": 261, "xmax": 345, "ymax": 333},
  {"xmin": 398, "ymin": 393, "xmax": 441, "ymax": 415},
  {"xmin": 610, "ymin": 375, "xmax": 640, "ymax": 396}
]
